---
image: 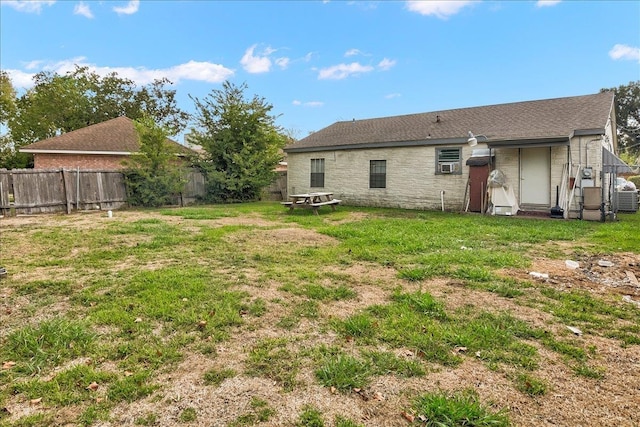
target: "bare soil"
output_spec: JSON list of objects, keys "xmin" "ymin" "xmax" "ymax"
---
[{"xmin": 1, "ymin": 211, "xmax": 639, "ymax": 427}]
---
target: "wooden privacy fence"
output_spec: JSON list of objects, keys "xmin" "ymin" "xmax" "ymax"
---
[{"xmin": 0, "ymin": 168, "xmax": 208, "ymax": 217}]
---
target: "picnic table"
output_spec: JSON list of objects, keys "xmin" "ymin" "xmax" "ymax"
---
[{"xmin": 281, "ymin": 192, "xmax": 341, "ymax": 215}]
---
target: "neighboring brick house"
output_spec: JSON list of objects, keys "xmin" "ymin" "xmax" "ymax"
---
[{"xmin": 20, "ymin": 116, "xmax": 192, "ymax": 169}]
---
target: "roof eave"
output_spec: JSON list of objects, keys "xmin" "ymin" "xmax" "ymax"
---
[
  {"xmin": 487, "ymin": 136, "xmax": 570, "ymax": 149},
  {"xmin": 570, "ymin": 128, "xmax": 606, "ymax": 138},
  {"xmin": 19, "ymin": 149, "xmax": 133, "ymax": 155},
  {"xmin": 285, "ymin": 137, "xmax": 469, "ymax": 153}
]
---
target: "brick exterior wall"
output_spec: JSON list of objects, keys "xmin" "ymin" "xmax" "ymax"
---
[
  {"xmin": 287, "ymin": 146, "xmax": 471, "ymax": 211},
  {"xmin": 34, "ymin": 154, "xmax": 130, "ymax": 170}
]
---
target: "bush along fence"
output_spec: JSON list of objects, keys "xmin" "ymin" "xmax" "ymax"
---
[
  {"xmin": 0, "ymin": 168, "xmax": 208, "ymax": 217},
  {"xmin": 0, "ymin": 168, "xmax": 287, "ymax": 217}
]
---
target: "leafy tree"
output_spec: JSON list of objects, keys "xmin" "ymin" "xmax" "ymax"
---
[
  {"xmin": 1, "ymin": 65, "xmax": 189, "ymax": 169},
  {"xmin": 0, "ymin": 71, "xmax": 32, "ymax": 168},
  {"xmin": 0, "ymin": 71, "xmax": 16, "ymax": 125},
  {"xmin": 602, "ymin": 81, "xmax": 640, "ymax": 156},
  {"xmin": 190, "ymin": 81, "xmax": 287, "ymax": 202},
  {"xmin": 122, "ymin": 117, "xmax": 186, "ymax": 207}
]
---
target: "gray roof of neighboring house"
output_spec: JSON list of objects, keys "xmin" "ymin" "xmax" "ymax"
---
[
  {"xmin": 20, "ymin": 116, "xmax": 191, "ymax": 155},
  {"xmin": 285, "ymin": 92, "xmax": 615, "ymax": 152}
]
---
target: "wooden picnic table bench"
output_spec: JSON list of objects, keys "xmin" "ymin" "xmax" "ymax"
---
[{"xmin": 281, "ymin": 192, "xmax": 341, "ymax": 215}]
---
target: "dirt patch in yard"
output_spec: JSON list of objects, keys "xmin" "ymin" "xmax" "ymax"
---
[{"xmin": 500, "ymin": 253, "xmax": 640, "ymax": 298}]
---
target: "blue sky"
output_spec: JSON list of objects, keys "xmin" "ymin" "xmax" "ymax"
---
[{"xmin": 1, "ymin": 0, "xmax": 639, "ymax": 142}]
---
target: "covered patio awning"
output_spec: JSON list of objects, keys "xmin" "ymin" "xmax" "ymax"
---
[
  {"xmin": 486, "ymin": 137, "xmax": 570, "ymax": 149},
  {"xmin": 602, "ymin": 147, "xmax": 633, "ymax": 173}
]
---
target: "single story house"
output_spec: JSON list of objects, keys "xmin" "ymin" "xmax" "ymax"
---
[
  {"xmin": 19, "ymin": 116, "xmax": 193, "ymax": 170},
  {"xmin": 284, "ymin": 91, "xmax": 632, "ymax": 218}
]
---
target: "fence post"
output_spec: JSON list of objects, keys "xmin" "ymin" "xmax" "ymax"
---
[
  {"xmin": 61, "ymin": 169, "xmax": 73, "ymax": 214},
  {"xmin": 76, "ymin": 167, "xmax": 80, "ymax": 210}
]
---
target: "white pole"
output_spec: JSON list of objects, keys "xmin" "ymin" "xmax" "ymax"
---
[{"xmin": 76, "ymin": 166, "xmax": 80, "ymax": 211}]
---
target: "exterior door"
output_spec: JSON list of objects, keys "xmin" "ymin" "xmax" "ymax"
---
[
  {"xmin": 469, "ymin": 164, "xmax": 490, "ymax": 212},
  {"xmin": 520, "ymin": 147, "xmax": 550, "ymax": 205}
]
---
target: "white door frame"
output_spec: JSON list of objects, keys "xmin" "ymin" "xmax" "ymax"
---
[{"xmin": 520, "ymin": 147, "xmax": 551, "ymax": 206}]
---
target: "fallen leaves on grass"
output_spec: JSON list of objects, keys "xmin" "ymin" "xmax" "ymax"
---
[{"xmin": 2, "ymin": 361, "xmax": 16, "ymax": 370}]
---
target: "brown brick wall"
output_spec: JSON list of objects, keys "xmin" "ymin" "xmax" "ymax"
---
[{"xmin": 34, "ymin": 154, "xmax": 130, "ymax": 170}]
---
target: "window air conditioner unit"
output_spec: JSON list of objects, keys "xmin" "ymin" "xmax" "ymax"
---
[{"xmin": 440, "ymin": 162, "xmax": 456, "ymax": 173}]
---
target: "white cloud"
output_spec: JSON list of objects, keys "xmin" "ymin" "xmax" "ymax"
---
[
  {"xmin": 74, "ymin": 1, "xmax": 93, "ymax": 18},
  {"xmin": 292, "ymin": 100, "xmax": 324, "ymax": 107},
  {"xmin": 275, "ymin": 57, "xmax": 290, "ymax": 69},
  {"xmin": 318, "ymin": 62, "xmax": 374, "ymax": 80},
  {"xmin": 405, "ymin": 0, "xmax": 474, "ymax": 19},
  {"xmin": 4, "ymin": 69, "xmax": 35, "ymax": 88},
  {"xmin": 24, "ymin": 60, "xmax": 43, "ymax": 70},
  {"xmin": 113, "ymin": 0, "xmax": 139, "ymax": 15},
  {"xmin": 345, "ymin": 49, "xmax": 365, "ymax": 57},
  {"xmin": 1, "ymin": 0, "xmax": 56, "ymax": 13},
  {"xmin": 385, "ymin": 93, "xmax": 401, "ymax": 99},
  {"xmin": 536, "ymin": 0, "xmax": 561, "ymax": 7},
  {"xmin": 6, "ymin": 58, "xmax": 234, "ymax": 88},
  {"xmin": 609, "ymin": 44, "xmax": 640, "ymax": 62},
  {"xmin": 240, "ymin": 44, "xmax": 272, "ymax": 74},
  {"xmin": 377, "ymin": 58, "xmax": 396, "ymax": 71},
  {"xmin": 165, "ymin": 60, "xmax": 235, "ymax": 83}
]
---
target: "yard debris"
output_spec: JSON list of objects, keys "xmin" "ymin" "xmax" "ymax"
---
[
  {"xmin": 625, "ymin": 271, "xmax": 639, "ymax": 286},
  {"xmin": 29, "ymin": 398, "xmax": 42, "ymax": 405},
  {"xmin": 2, "ymin": 361, "xmax": 16, "ymax": 370},
  {"xmin": 453, "ymin": 346, "xmax": 467, "ymax": 354},
  {"xmin": 354, "ymin": 388, "xmax": 370, "ymax": 401},
  {"xmin": 566, "ymin": 326, "xmax": 583, "ymax": 336},
  {"xmin": 401, "ymin": 411, "xmax": 415, "ymax": 423},
  {"xmin": 134, "ymin": 317, "xmax": 142, "ymax": 323},
  {"xmin": 373, "ymin": 391, "xmax": 385, "ymax": 401},
  {"xmin": 86, "ymin": 382, "xmax": 99, "ymax": 391},
  {"xmin": 529, "ymin": 272, "xmax": 549, "ymax": 280},
  {"xmin": 598, "ymin": 260, "xmax": 614, "ymax": 267},
  {"xmin": 565, "ymin": 260, "xmax": 580, "ymax": 270},
  {"xmin": 622, "ymin": 295, "xmax": 640, "ymax": 307}
]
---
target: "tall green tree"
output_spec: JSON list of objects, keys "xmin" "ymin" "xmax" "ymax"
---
[
  {"xmin": 122, "ymin": 117, "xmax": 186, "ymax": 207},
  {"xmin": 602, "ymin": 81, "xmax": 640, "ymax": 157},
  {"xmin": 1, "ymin": 65, "xmax": 190, "ymax": 169},
  {"xmin": 0, "ymin": 71, "xmax": 31, "ymax": 168},
  {"xmin": 190, "ymin": 81, "xmax": 287, "ymax": 202}
]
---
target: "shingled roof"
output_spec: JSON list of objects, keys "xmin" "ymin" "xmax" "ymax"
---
[
  {"xmin": 20, "ymin": 116, "xmax": 191, "ymax": 155},
  {"xmin": 285, "ymin": 92, "xmax": 615, "ymax": 152}
]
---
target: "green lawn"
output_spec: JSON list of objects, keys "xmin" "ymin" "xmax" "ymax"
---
[{"xmin": 1, "ymin": 203, "xmax": 638, "ymax": 426}]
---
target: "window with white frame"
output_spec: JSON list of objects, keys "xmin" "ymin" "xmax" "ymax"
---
[
  {"xmin": 435, "ymin": 147, "xmax": 462, "ymax": 175},
  {"xmin": 310, "ymin": 158, "xmax": 325, "ymax": 187}
]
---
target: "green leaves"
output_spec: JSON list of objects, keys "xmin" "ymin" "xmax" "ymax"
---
[
  {"xmin": 122, "ymin": 118, "xmax": 186, "ymax": 207},
  {"xmin": 191, "ymin": 81, "xmax": 287, "ymax": 202}
]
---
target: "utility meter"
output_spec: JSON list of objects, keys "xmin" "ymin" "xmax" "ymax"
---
[{"xmin": 582, "ymin": 167, "xmax": 593, "ymax": 179}]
